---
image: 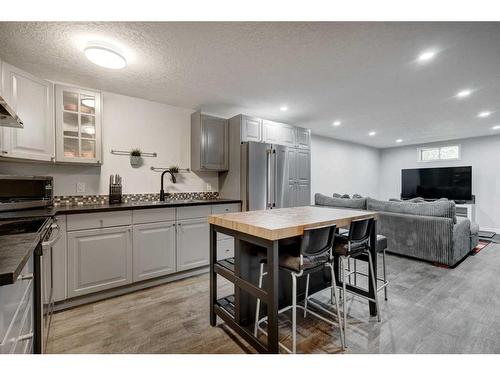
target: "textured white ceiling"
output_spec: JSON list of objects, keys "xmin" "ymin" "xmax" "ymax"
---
[{"xmin": 0, "ymin": 22, "xmax": 499, "ymax": 148}]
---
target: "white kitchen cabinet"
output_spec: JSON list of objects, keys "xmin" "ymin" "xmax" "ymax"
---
[
  {"xmin": 241, "ymin": 115, "xmax": 262, "ymax": 142},
  {"xmin": 55, "ymin": 85, "xmax": 102, "ymax": 165},
  {"xmin": 0, "ymin": 62, "xmax": 54, "ymax": 161},
  {"xmin": 263, "ymin": 120, "xmax": 282, "ymax": 144},
  {"xmin": 176, "ymin": 217, "xmax": 210, "ymax": 272},
  {"xmin": 133, "ymin": 221, "xmax": 176, "ymax": 282},
  {"xmin": 67, "ymin": 226, "xmax": 132, "ymax": 297},
  {"xmin": 281, "ymin": 124, "xmax": 296, "ymax": 146},
  {"xmin": 295, "ymin": 127, "xmax": 311, "ymax": 149}
]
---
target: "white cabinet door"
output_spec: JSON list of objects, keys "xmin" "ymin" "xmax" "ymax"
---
[
  {"xmin": 133, "ymin": 221, "xmax": 176, "ymax": 282},
  {"xmin": 176, "ymin": 217, "xmax": 209, "ymax": 271},
  {"xmin": 241, "ymin": 116, "xmax": 262, "ymax": 142},
  {"xmin": 0, "ymin": 63, "xmax": 54, "ymax": 161},
  {"xmin": 281, "ymin": 124, "xmax": 296, "ymax": 146},
  {"xmin": 67, "ymin": 226, "xmax": 132, "ymax": 297},
  {"xmin": 296, "ymin": 149, "xmax": 311, "ymax": 184},
  {"xmin": 262, "ymin": 120, "xmax": 281, "ymax": 144},
  {"xmin": 55, "ymin": 85, "xmax": 102, "ymax": 164},
  {"xmin": 295, "ymin": 127, "xmax": 311, "ymax": 149}
]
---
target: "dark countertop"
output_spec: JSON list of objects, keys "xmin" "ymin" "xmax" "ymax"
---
[
  {"xmin": 0, "ymin": 198, "xmax": 242, "ymax": 220},
  {"xmin": 0, "ymin": 232, "xmax": 40, "ymax": 286},
  {"xmin": 0, "ymin": 198, "xmax": 241, "ymax": 286}
]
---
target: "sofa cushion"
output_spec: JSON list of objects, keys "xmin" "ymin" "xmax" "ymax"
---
[
  {"xmin": 367, "ymin": 197, "xmax": 456, "ymax": 221},
  {"xmin": 315, "ymin": 193, "xmax": 367, "ymax": 210}
]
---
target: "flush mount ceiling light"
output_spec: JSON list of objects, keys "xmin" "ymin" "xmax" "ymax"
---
[
  {"xmin": 478, "ymin": 111, "xmax": 491, "ymax": 118},
  {"xmin": 81, "ymin": 98, "xmax": 95, "ymax": 108},
  {"xmin": 492, "ymin": 125, "xmax": 500, "ymax": 130},
  {"xmin": 368, "ymin": 131, "xmax": 376, "ymax": 136},
  {"xmin": 280, "ymin": 105, "xmax": 288, "ymax": 111},
  {"xmin": 456, "ymin": 89, "xmax": 472, "ymax": 98},
  {"xmin": 332, "ymin": 120, "xmax": 341, "ymax": 127},
  {"xmin": 395, "ymin": 139, "xmax": 403, "ymax": 143},
  {"xmin": 417, "ymin": 49, "xmax": 436, "ymax": 63},
  {"xmin": 84, "ymin": 42, "xmax": 127, "ymax": 69}
]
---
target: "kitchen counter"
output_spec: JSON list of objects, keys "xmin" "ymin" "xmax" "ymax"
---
[
  {"xmin": 0, "ymin": 198, "xmax": 242, "ymax": 220},
  {"xmin": 0, "ymin": 232, "xmax": 40, "ymax": 286},
  {"xmin": 0, "ymin": 198, "xmax": 240, "ymax": 286}
]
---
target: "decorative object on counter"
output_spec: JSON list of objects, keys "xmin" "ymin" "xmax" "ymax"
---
[
  {"xmin": 130, "ymin": 148, "xmax": 142, "ymax": 167},
  {"xmin": 109, "ymin": 174, "xmax": 123, "ymax": 204},
  {"xmin": 53, "ymin": 192, "xmax": 220, "ymax": 206}
]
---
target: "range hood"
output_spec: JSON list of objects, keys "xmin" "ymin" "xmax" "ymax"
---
[{"xmin": 0, "ymin": 95, "xmax": 24, "ymax": 128}]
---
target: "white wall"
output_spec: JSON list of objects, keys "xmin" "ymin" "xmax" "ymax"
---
[
  {"xmin": 379, "ymin": 135, "xmax": 500, "ymax": 232},
  {"xmin": 311, "ymin": 135, "xmax": 380, "ymax": 199},
  {"xmin": 0, "ymin": 92, "xmax": 218, "ymax": 196}
]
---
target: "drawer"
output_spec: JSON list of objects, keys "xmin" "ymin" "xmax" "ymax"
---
[
  {"xmin": 0, "ymin": 280, "xmax": 32, "ymax": 354},
  {"xmin": 176, "ymin": 205, "xmax": 211, "ymax": 220},
  {"xmin": 67, "ymin": 210, "xmax": 132, "ymax": 231},
  {"xmin": 211, "ymin": 203, "xmax": 240, "ymax": 215},
  {"xmin": 133, "ymin": 207, "xmax": 176, "ymax": 224},
  {"xmin": 217, "ymin": 238, "xmax": 235, "ymax": 261},
  {"xmin": 0, "ymin": 256, "xmax": 33, "ymax": 345},
  {"xmin": 12, "ymin": 300, "xmax": 33, "ymax": 354}
]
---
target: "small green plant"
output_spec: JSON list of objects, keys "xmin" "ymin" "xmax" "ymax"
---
[
  {"xmin": 130, "ymin": 148, "xmax": 142, "ymax": 157},
  {"xmin": 168, "ymin": 165, "xmax": 179, "ymax": 173}
]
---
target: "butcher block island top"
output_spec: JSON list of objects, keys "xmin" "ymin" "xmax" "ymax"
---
[{"xmin": 208, "ymin": 206, "xmax": 378, "ymax": 241}]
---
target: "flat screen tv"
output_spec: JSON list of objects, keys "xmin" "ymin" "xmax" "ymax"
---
[{"xmin": 401, "ymin": 166, "xmax": 472, "ymax": 201}]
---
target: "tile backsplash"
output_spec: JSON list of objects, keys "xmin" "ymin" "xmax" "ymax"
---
[{"xmin": 54, "ymin": 192, "xmax": 220, "ymax": 206}]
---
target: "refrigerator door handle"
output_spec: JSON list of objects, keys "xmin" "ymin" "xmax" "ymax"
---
[
  {"xmin": 266, "ymin": 149, "xmax": 272, "ymax": 209},
  {"xmin": 273, "ymin": 149, "xmax": 277, "ymax": 207}
]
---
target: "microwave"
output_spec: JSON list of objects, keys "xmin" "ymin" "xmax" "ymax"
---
[{"xmin": 0, "ymin": 175, "xmax": 53, "ymax": 211}]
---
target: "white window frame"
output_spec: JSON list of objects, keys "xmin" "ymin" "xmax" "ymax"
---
[{"xmin": 417, "ymin": 144, "xmax": 461, "ymax": 162}]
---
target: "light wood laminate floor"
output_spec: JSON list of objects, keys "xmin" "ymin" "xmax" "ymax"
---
[{"xmin": 47, "ymin": 242, "xmax": 500, "ymax": 354}]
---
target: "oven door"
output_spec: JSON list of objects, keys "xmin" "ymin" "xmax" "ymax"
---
[{"xmin": 39, "ymin": 220, "xmax": 61, "ymax": 353}]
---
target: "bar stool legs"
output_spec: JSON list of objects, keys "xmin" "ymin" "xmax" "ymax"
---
[
  {"xmin": 291, "ymin": 273, "xmax": 297, "ymax": 353},
  {"xmin": 382, "ymin": 249, "xmax": 388, "ymax": 301},
  {"xmin": 366, "ymin": 251, "xmax": 381, "ymax": 323},
  {"xmin": 254, "ymin": 262, "xmax": 266, "ymax": 336},
  {"xmin": 304, "ymin": 274, "xmax": 310, "ymax": 318}
]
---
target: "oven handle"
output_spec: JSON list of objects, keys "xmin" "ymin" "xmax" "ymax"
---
[{"xmin": 42, "ymin": 223, "xmax": 62, "ymax": 248}]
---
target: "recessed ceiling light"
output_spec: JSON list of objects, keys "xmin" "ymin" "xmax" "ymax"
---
[
  {"xmin": 478, "ymin": 111, "xmax": 491, "ymax": 118},
  {"xmin": 395, "ymin": 139, "xmax": 403, "ymax": 143},
  {"xmin": 332, "ymin": 120, "xmax": 341, "ymax": 127},
  {"xmin": 417, "ymin": 50, "xmax": 436, "ymax": 63},
  {"xmin": 492, "ymin": 125, "xmax": 500, "ymax": 130},
  {"xmin": 369, "ymin": 131, "xmax": 376, "ymax": 137},
  {"xmin": 280, "ymin": 105, "xmax": 288, "ymax": 111},
  {"xmin": 456, "ymin": 89, "xmax": 472, "ymax": 98},
  {"xmin": 84, "ymin": 42, "xmax": 127, "ymax": 69}
]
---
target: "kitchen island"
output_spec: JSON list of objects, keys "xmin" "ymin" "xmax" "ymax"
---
[{"xmin": 208, "ymin": 206, "xmax": 379, "ymax": 354}]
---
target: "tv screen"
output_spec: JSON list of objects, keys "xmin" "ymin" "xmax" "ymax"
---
[{"xmin": 401, "ymin": 166, "xmax": 472, "ymax": 201}]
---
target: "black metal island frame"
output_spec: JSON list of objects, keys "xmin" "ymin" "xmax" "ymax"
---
[{"xmin": 208, "ymin": 206, "xmax": 379, "ymax": 354}]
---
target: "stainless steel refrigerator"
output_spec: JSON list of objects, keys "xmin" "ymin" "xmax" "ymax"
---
[{"xmin": 241, "ymin": 142, "xmax": 311, "ymax": 211}]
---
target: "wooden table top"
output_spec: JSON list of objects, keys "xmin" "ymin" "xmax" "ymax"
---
[{"xmin": 208, "ymin": 206, "xmax": 378, "ymax": 241}]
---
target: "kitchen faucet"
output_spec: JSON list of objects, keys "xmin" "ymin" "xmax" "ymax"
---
[{"xmin": 159, "ymin": 169, "xmax": 177, "ymax": 201}]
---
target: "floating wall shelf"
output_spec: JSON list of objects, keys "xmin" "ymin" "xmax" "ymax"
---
[{"xmin": 150, "ymin": 166, "xmax": 190, "ymax": 173}]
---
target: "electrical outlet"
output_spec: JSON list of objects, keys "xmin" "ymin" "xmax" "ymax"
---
[
  {"xmin": 76, "ymin": 182, "xmax": 86, "ymax": 194},
  {"xmin": 206, "ymin": 183, "xmax": 212, "ymax": 192}
]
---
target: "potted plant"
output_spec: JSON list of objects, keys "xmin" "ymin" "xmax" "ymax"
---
[
  {"xmin": 130, "ymin": 148, "xmax": 142, "ymax": 167},
  {"xmin": 168, "ymin": 165, "xmax": 180, "ymax": 182}
]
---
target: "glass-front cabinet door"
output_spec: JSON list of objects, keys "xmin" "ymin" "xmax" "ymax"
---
[{"xmin": 55, "ymin": 85, "xmax": 102, "ymax": 164}]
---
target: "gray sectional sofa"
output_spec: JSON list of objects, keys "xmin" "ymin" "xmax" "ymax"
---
[{"xmin": 315, "ymin": 193, "xmax": 479, "ymax": 267}]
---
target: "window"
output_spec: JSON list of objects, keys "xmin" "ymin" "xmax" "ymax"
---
[{"xmin": 418, "ymin": 145, "xmax": 460, "ymax": 162}]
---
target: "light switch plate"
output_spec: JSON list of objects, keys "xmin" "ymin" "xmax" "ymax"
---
[{"xmin": 76, "ymin": 182, "xmax": 86, "ymax": 194}]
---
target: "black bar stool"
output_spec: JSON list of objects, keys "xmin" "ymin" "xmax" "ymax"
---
[
  {"xmin": 254, "ymin": 224, "xmax": 345, "ymax": 354},
  {"xmin": 333, "ymin": 218, "xmax": 381, "ymax": 347}
]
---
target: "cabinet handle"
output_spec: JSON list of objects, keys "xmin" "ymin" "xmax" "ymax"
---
[{"xmin": 17, "ymin": 333, "xmax": 34, "ymax": 342}]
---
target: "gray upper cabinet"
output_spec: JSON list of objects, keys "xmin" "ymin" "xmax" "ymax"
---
[
  {"xmin": 295, "ymin": 127, "xmax": 311, "ymax": 149},
  {"xmin": 241, "ymin": 115, "xmax": 262, "ymax": 142},
  {"xmin": 191, "ymin": 111, "xmax": 228, "ymax": 171}
]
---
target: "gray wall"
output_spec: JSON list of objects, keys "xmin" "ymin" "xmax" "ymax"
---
[
  {"xmin": 379, "ymin": 135, "xmax": 500, "ymax": 232},
  {"xmin": 311, "ymin": 135, "xmax": 381, "ymax": 200}
]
